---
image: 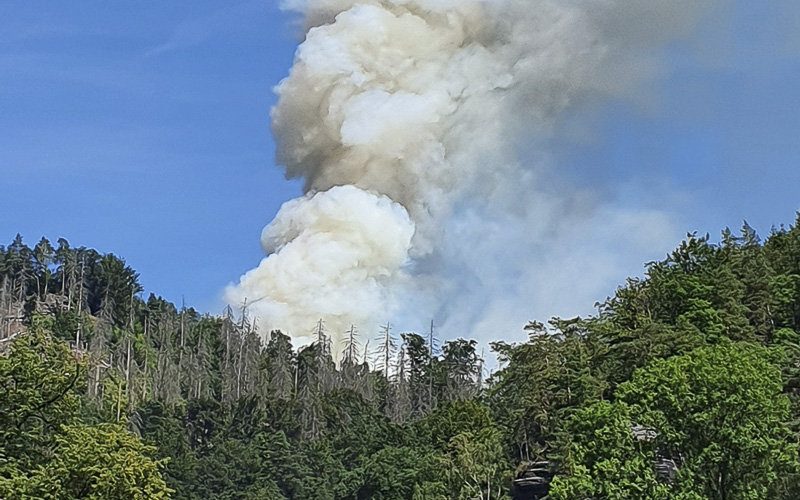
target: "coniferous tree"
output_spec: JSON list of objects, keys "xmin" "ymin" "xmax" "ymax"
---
[{"xmin": 264, "ymin": 330, "xmax": 295, "ymax": 400}]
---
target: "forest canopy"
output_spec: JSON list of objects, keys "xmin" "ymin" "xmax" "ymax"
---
[{"xmin": 2, "ymin": 215, "xmax": 800, "ymax": 499}]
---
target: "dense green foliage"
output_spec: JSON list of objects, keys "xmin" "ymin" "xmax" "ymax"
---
[
  {"xmin": 2, "ymin": 215, "xmax": 800, "ymax": 499},
  {"xmin": 0, "ymin": 327, "xmax": 170, "ymax": 499}
]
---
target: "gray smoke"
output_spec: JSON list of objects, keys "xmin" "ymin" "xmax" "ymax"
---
[{"xmin": 226, "ymin": 0, "xmax": 726, "ymax": 344}]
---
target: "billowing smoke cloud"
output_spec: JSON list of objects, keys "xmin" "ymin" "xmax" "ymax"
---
[
  {"xmin": 231, "ymin": 185, "xmax": 414, "ymax": 337},
  {"xmin": 227, "ymin": 0, "xmax": 726, "ymax": 345}
]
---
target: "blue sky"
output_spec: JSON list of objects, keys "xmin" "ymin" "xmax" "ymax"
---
[
  {"xmin": 1, "ymin": 1, "xmax": 302, "ymax": 312},
  {"xmin": 1, "ymin": 1, "xmax": 799, "ymax": 317}
]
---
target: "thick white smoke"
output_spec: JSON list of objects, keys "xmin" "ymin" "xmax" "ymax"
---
[
  {"xmin": 230, "ymin": 185, "xmax": 413, "ymax": 337},
  {"xmin": 227, "ymin": 0, "xmax": 727, "ymax": 345}
]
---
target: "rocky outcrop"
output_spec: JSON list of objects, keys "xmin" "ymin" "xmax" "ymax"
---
[{"xmin": 512, "ymin": 461, "xmax": 553, "ymax": 500}]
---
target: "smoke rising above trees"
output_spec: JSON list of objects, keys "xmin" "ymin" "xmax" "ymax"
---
[
  {"xmin": 227, "ymin": 0, "xmax": 730, "ymax": 344},
  {"xmin": 6, "ymin": 216, "xmax": 800, "ymax": 498}
]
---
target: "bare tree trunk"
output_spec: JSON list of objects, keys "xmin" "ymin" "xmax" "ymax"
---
[
  {"xmin": 383, "ymin": 322, "xmax": 391, "ymax": 379},
  {"xmin": 1, "ymin": 277, "xmax": 8, "ymax": 339},
  {"xmin": 179, "ymin": 296, "xmax": 185, "ymax": 369},
  {"xmin": 116, "ymin": 381, "xmax": 123, "ymax": 422},
  {"xmin": 60, "ymin": 263, "xmax": 66, "ymax": 300},
  {"xmin": 142, "ymin": 351, "xmax": 148, "ymax": 401},
  {"xmin": 347, "ymin": 324, "xmax": 356, "ymax": 362},
  {"xmin": 294, "ymin": 362, "xmax": 299, "ymax": 398},
  {"xmin": 94, "ymin": 364, "xmax": 101, "ymax": 401},
  {"xmin": 67, "ymin": 261, "xmax": 74, "ymax": 309},
  {"xmin": 126, "ymin": 339, "xmax": 132, "ymax": 400},
  {"xmin": 75, "ymin": 259, "xmax": 85, "ymax": 350},
  {"xmin": 223, "ymin": 307, "xmax": 232, "ymax": 401},
  {"xmin": 429, "ymin": 320, "xmax": 435, "ymax": 410},
  {"xmin": 236, "ymin": 337, "xmax": 244, "ymax": 399}
]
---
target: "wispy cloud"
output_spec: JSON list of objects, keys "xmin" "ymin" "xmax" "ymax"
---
[{"xmin": 146, "ymin": 0, "xmax": 264, "ymax": 57}]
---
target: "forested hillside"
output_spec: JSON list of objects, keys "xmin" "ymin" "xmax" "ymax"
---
[{"xmin": 2, "ymin": 216, "xmax": 800, "ymax": 499}]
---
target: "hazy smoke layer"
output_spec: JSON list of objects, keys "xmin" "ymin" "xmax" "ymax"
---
[{"xmin": 227, "ymin": 0, "xmax": 724, "ymax": 344}]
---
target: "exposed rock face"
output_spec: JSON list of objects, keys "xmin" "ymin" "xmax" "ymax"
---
[
  {"xmin": 655, "ymin": 457, "xmax": 678, "ymax": 484},
  {"xmin": 631, "ymin": 423, "xmax": 658, "ymax": 442},
  {"xmin": 36, "ymin": 293, "xmax": 69, "ymax": 318},
  {"xmin": 1, "ymin": 300, "xmax": 27, "ymax": 347},
  {"xmin": 512, "ymin": 461, "xmax": 553, "ymax": 500},
  {"xmin": 631, "ymin": 424, "xmax": 679, "ymax": 485},
  {"xmin": 510, "ymin": 426, "xmax": 679, "ymax": 499}
]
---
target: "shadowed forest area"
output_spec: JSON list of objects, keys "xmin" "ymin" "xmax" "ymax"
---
[{"xmin": 3, "ymin": 215, "xmax": 800, "ymax": 499}]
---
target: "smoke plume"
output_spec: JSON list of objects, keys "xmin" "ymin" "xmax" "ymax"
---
[{"xmin": 227, "ymin": 0, "xmax": 725, "ymax": 345}]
